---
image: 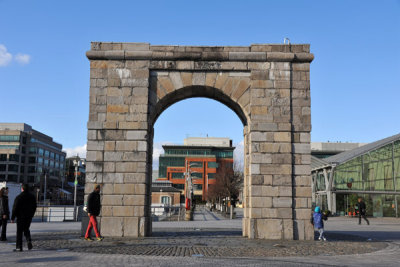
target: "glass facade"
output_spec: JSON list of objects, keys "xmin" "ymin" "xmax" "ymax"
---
[
  {"xmin": 334, "ymin": 140, "xmax": 400, "ymax": 192},
  {"xmin": 327, "ymin": 140, "xmax": 400, "ymax": 217}
]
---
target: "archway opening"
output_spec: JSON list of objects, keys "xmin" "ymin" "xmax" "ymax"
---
[{"xmin": 150, "ymin": 95, "xmax": 245, "ymax": 236}]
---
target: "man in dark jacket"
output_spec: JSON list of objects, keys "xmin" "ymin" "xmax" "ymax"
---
[
  {"xmin": 84, "ymin": 184, "xmax": 103, "ymax": 241},
  {"xmin": 357, "ymin": 197, "xmax": 370, "ymax": 225},
  {"xmin": 11, "ymin": 184, "xmax": 37, "ymax": 252}
]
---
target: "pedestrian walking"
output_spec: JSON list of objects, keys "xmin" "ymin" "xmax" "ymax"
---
[
  {"xmin": 84, "ymin": 184, "xmax": 103, "ymax": 241},
  {"xmin": 356, "ymin": 197, "xmax": 370, "ymax": 225},
  {"xmin": 311, "ymin": 206, "xmax": 328, "ymax": 241},
  {"xmin": 0, "ymin": 187, "xmax": 10, "ymax": 241},
  {"xmin": 11, "ymin": 184, "xmax": 37, "ymax": 252}
]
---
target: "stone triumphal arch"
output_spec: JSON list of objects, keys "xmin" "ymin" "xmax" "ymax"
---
[{"xmin": 85, "ymin": 42, "xmax": 314, "ymax": 240}]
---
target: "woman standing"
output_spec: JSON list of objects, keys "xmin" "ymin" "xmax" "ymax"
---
[{"xmin": 0, "ymin": 187, "xmax": 10, "ymax": 241}]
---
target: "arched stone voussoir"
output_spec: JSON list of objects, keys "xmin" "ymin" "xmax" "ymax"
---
[{"xmin": 149, "ymin": 85, "xmax": 249, "ymax": 127}]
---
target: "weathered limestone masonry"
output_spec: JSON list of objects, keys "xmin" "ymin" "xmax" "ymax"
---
[{"xmin": 85, "ymin": 42, "xmax": 314, "ymax": 240}]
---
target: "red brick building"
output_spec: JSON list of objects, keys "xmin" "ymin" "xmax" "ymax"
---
[{"xmin": 157, "ymin": 137, "xmax": 234, "ymax": 201}]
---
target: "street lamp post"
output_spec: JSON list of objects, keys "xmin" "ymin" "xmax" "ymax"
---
[
  {"xmin": 184, "ymin": 161, "xmax": 201, "ymax": 221},
  {"xmin": 73, "ymin": 157, "xmax": 84, "ymax": 221},
  {"xmin": 43, "ymin": 169, "xmax": 47, "ymax": 205}
]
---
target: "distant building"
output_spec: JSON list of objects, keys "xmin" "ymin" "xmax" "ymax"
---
[
  {"xmin": 0, "ymin": 123, "xmax": 66, "ymax": 202},
  {"xmin": 312, "ymin": 133, "xmax": 400, "ymax": 217},
  {"xmin": 157, "ymin": 137, "xmax": 234, "ymax": 201},
  {"xmin": 311, "ymin": 142, "xmax": 366, "ymax": 159}
]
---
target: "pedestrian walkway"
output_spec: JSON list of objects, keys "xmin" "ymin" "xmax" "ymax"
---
[{"xmin": 1, "ymin": 210, "xmax": 400, "ymax": 266}]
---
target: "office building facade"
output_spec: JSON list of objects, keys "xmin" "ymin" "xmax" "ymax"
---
[
  {"xmin": 0, "ymin": 123, "xmax": 66, "ymax": 196},
  {"xmin": 157, "ymin": 137, "xmax": 234, "ymax": 201}
]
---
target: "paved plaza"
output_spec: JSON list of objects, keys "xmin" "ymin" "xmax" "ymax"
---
[{"xmin": 1, "ymin": 207, "xmax": 400, "ymax": 266}]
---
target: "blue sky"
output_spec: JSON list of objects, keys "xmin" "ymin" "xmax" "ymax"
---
[{"xmin": 1, "ymin": 0, "xmax": 399, "ymax": 165}]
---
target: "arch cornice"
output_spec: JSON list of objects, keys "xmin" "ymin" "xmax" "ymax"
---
[{"xmin": 86, "ymin": 43, "xmax": 314, "ymax": 63}]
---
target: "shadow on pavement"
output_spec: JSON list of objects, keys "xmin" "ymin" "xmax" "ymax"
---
[
  {"xmin": 152, "ymin": 229, "xmax": 242, "ymax": 237},
  {"xmin": 17, "ymin": 256, "xmax": 78, "ymax": 263},
  {"xmin": 326, "ymin": 230, "xmax": 400, "ymax": 242}
]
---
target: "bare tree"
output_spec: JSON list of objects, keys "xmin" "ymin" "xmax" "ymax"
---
[{"xmin": 213, "ymin": 161, "xmax": 243, "ymax": 218}]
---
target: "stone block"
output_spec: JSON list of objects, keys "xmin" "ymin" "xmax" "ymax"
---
[
  {"xmin": 294, "ymin": 186, "xmax": 312, "ymax": 197},
  {"xmin": 192, "ymin": 72, "xmax": 206, "ymax": 86},
  {"xmin": 272, "ymin": 175, "xmax": 292, "ymax": 186},
  {"xmin": 113, "ymin": 206, "xmax": 135, "ymax": 217},
  {"xmin": 126, "ymin": 130, "xmax": 147, "ymax": 140},
  {"xmin": 292, "ymin": 143, "xmax": 310, "ymax": 154},
  {"xmin": 283, "ymin": 219, "xmax": 294, "ymax": 240},
  {"xmin": 274, "ymin": 132, "xmax": 291, "ymax": 142},
  {"xmin": 229, "ymin": 52, "xmax": 266, "ymax": 61},
  {"xmin": 102, "ymin": 195, "xmax": 123, "ymax": 205},
  {"xmin": 123, "ymin": 217, "xmax": 139, "ymax": 237},
  {"xmin": 101, "ymin": 206, "xmax": 113, "ymax": 217},
  {"xmin": 294, "ymin": 208, "xmax": 311, "ymax": 220},
  {"xmin": 103, "ymin": 173, "xmax": 124, "ymax": 183},
  {"xmin": 249, "ymin": 207, "xmax": 262, "ymax": 218},
  {"xmin": 262, "ymin": 208, "xmax": 278, "ymax": 218},
  {"xmin": 250, "ymin": 197, "xmax": 272, "ymax": 208},
  {"xmin": 260, "ymin": 164, "xmax": 291, "ymax": 175},
  {"xmin": 115, "ymin": 141, "xmax": 137, "ymax": 151},
  {"xmin": 101, "ymin": 183, "xmax": 113, "ymax": 195},
  {"xmin": 271, "ymin": 154, "xmax": 291, "ymax": 164},
  {"xmin": 123, "ymin": 195, "xmax": 145, "ymax": 206},
  {"xmin": 256, "ymin": 219, "xmax": 283, "ymax": 239},
  {"xmin": 114, "ymin": 184, "xmax": 135, "ymax": 194},
  {"xmin": 293, "ymin": 165, "xmax": 311, "ymax": 175},
  {"xmin": 104, "ymin": 141, "xmax": 116, "ymax": 151},
  {"xmin": 85, "ymin": 162, "xmax": 103, "ymax": 173},
  {"xmin": 273, "ymin": 197, "xmax": 292, "ymax": 208},
  {"xmin": 251, "ymin": 153, "xmax": 272, "ymax": 164},
  {"xmin": 123, "ymin": 173, "xmax": 147, "ymax": 183},
  {"xmin": 101, "ymin": 217, "xmax": 123, "ymax": 236},
  {"xmin": 116, "ymin": 162, "xmax": 138, "ymax": 172},
  {"xmin": 103, "ymin": 162, "xmax": 115, "ymax": 172},
  {"xmin": 134, "ymin": 184, "xmax": 147, "ymax": 195}
]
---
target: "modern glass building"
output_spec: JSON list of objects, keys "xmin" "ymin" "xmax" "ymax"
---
[
  {"xmin": 312, "ymin": 133, "xmax": 400, "ymax": 217},
  {"xmin": 157, "ymin": 137, "xmax": 234, "ymax": 201},
  {"xmin": 0, "ymin": 123, "xmax": 66, "ymax": 201}
]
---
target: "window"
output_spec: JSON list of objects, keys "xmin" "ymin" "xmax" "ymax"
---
[
  {"xmin": 173, "ymin": 184, "xmax": 184, "ymax": 190},
  {"xmin": 8, "ymin": 175, "xmax": 18, "ymax": 182},
  {"xmin": 193, "ymin": 184, "xmax": 203, "ymax": 191},
  {"xmin": 55, "ymin": 154, "xmax": 60, "ymax": 161},
  {"xmin": 21, "ymin": 157, "xmax": 25, "ymax": 163},
  {"xmin": 208, "ymin": 162, "xmax": 218, "ymax": 168},
  {"xmin": 28, "ymin": 176, "xmax": 35, "ymax": 183},
  {"xmin": 171, "ymin": 172, "xmax": 184, "ymax": 179},
  {"xmin": 38, "ymin": 148, "xmax": 44, "ymax": 156},
  {"xmin": 190, "ymin": 161, "xmax": 203, "ymax": 168},
  {"xmin": 8, "ymin": 164, "xmax": 19, "ymax": 172},
  {"xmin": 38, "ymin": 157, "xmax": 43, "ymax": 164},
  {"xmin": 50, "ymin": 160, "xmax": 54, "ymax": 168},
  {"xmin": 28, "ymin": 166, "xmax": 36, "ymax": 173},
  {"xmin": 191, "ymin": 172, "xmax": 203, "ymax": 178},
  {"xmin": 29, "ymin": 147, "xmax": 37, "ymax": 154},
  {"xmin": 208, "ymin": 173, "xmax": 215, "ymax": 179},
  {"xmin": 0, "ymin": 165, "xmax": 6, "ymax": 171},
  {"xmin": 22, "ymin": 137, "xmax": 26, "ymax": 144},
  {"xmin": 161, "ymin": 196, "xmax": 171, "ymax": 205},
  {"xmin": 9, "ymin": 154, "xmax": 19, "ymax": 162},
  {"xmin": 44, "ymin": 150, "xmax": 50, "ymax": 157},
  {"xmin": 0, "ymin": 154, "xmax": 6, "ymax": 161},
  {"xmin": 0, "ymin": 135, "xmax": 20, "ymax": 142},
  {"xmin": 21, "ymin": 147, "xmax": 26, "ymax": 153},
  {"xmin": 28, "ymin": 157, "xmax": 36, "ymax": 164},
  {"xmin": 50, "ymin": 152, "xmax": 55, "ymax": 159},
  {"xmin": 44, "ymin": 159, "xmax": 49, "ymax": 166}
]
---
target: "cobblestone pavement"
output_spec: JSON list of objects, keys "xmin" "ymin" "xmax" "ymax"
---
[{"xmin": 1, "ymin": 210, "xmax": 400, "ymax": 266}]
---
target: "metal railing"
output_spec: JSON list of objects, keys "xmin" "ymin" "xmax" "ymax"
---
[{"xmin": 33, "ymin": 205, "xmax": 84, "ymax": 222}]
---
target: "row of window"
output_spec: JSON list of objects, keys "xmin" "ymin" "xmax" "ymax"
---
[
  {"xmin": 0, "ymin": 164, "xmax": 64, "ymax": 176},
  {"xmin": 164, "ymin": 149, "xmax": 233, "ymax": 158},
  {"xmin": 0, "ymin": 135, "xmax": 20, "ymax": 142}
]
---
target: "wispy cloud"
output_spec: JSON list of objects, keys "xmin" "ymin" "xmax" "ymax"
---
[
  {"xmin": 0, "ymin": 44, "xmax": 31, "ymax": 66},
  {"xmin": 0, "ymin": 44, "xmax": 12, "ymax": 66},
  {"xmin": 234, "ymin": 139, "xmax": 244, "ymax": 171},
  {"xmin": 15, "ymin": 53, "xmax": 31, "ymax": 65},
  {"xmin": 152, "ymin": 141, "xmax": 175, "ymax": 169},
  {"xmin": 64, "ymin": 144, "xmax": 87, "ymax": 158}
]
